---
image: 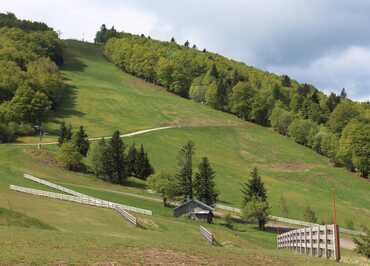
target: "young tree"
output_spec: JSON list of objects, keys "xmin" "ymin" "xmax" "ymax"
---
[
  {"xmin": 176, "ymin": 141, "xmax": 195, "ymax": 201},
  {"xmin": 303, "ymin": 206, "xmax": 317, "ymax": 223},
  {"xmin": 242, "ymin": 198, "xmax": 270, "ymax": 231},
  {"xmin": 57, "ymin": 142, "xmax": 84, "ymax": 171},
  {"xmin": 194, "ymin": 157, "xmax": 218, "ymax": 206},
  {"xmin": 147, "ymin": 172, "xmax": 179, "ymax": 206},
  {"xmin": 72, "ymin": 126, "xmax": 90, "ymax": 156},
  {"xmin": 89, "ymin": 138, "xmax": 108, "ymax": 178},
  {"xmin": 328, "ymin": 102, "xmax": 360, "ymax": 135},
  {"xmin": 241, "ymin": 167, "xmax": 267, "ymax": 206},
  {"xmin": 108, "ymin": 130, "xmax": 127, "ymax": 184}
]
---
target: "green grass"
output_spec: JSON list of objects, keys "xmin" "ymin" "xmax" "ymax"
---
[{"xmin": 0, "ymin": 40, "xmax": 368, "ymax": 264}]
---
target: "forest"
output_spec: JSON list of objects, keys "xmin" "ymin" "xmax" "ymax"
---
[
  {"xmin": 0, "ymin": 12, "xmax": 64, "ymax": 142},
  {"xmin": 99, "ymin": 25, "xmax": 370, "ymax": 178}
]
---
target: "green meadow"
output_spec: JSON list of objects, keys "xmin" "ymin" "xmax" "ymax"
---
[{"xmin": 0, "ymin": 40, "xmax": 368, "ymax": 265}]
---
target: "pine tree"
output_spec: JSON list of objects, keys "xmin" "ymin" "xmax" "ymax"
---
[
  {"xmin": 281, "ymin": 75, "xmax": 291, "ymax": 87},
  {"xmin": 135, "ymin": 144, "xmax": 154, "ymax": 179},
  {"xmin": 58, "ymin": 121, "xmax": 67, "ymax": 146},
  {"xmin": 127, "ymin": 143, "xmax": 137, "ymax": 176},
  {"xmin": 241, "ymin": 167, "xmax": 267, "ymax": 206},
  {"xmin": 194, "ymin": 157, "xmax": 218, "ymax": 206},
  {"xmin": 109, "ymin": 130, "xmax": 127, "ymax": 184},
  {"xmin": 340, "ymin": 88, "xmax": 347, "ymax": 98},
  {"xmin": 176, "ymin": 141, "xmax": 195, "ymax": 201},
  {"xmin": 72, "ymin": 126, "xmax": 90, "ymax": 157},
  {"xmin": 170, "ymin": 37, "xmax": 176, "ymax": 43},
  {"xmin": 65, "ymin": 123, "xmax": 73, "ymax": 142},
  {"xmin": 184, "ymin": 40, "xmax": 190, "ymax": 48}
]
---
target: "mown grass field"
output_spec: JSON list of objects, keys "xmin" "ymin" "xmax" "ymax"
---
[
  {"xmin": 0, "ymin": 40, "xmax": 369, "ymax": 265},
  {"xmin": 0, "ymin": 146, "xmax": 359, "ymax": 265}
]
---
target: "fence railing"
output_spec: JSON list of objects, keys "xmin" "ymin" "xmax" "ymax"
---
[
  {"xmin": 10, "ymin": 185, "xmax": 137, "ymax": 226},
  {"xmin": 277, "ymin": 224, "xmax": 340, "ymax": 261},
  {"xmin": 200, "ymin": 225, "xmax": 215, "ymax": 245},
  {"xmin": 23, "ymin": 174, "xmax": 152, "ymax": 216}
]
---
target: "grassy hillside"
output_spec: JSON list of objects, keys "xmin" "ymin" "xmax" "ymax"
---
[
  {"xmin": 0, "ymin": 40, "xmax": 368, "ymax": 264},
  {"xmin": 14, "ymin": 40, "xmax": 370, "ymax": 227}
]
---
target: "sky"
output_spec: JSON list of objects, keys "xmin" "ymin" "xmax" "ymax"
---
[{"xmin": 1, "ymin": 0, "xmax": 370, "ymax": 101}]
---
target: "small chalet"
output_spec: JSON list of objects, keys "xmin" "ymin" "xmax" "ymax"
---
[{"xmin": 173, "ymin": 199, "xmax": 214, "ymax": 223}]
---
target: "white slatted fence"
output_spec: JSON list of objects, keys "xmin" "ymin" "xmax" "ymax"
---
[
  {"xmin": 10, "ymin": 185, "xmax": 137, "ymax": 226},
  {"xmin": 23, "ymin": 174, "xmax": 152, "ymax": 215},
  {"xmin": 277, "ymin": 224, "xmax": 340, "ymax": 261},
  {"xmin": 200, "ymin": 225, "xmax": 215, "ymax": 245}
]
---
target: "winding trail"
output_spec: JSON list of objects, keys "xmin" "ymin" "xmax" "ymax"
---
[{"xmin": 11, "ymin": 126, "xmax": 176, "ymax": 146}]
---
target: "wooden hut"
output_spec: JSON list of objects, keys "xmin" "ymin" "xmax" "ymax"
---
[{"xmin": 173, "ymin": 199, "xmax": 214, "ymax": 223}]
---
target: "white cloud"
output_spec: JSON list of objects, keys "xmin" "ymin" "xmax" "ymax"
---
[
  {"xmin": 268, "ymin": 46, "xmax": 370, "ymax": 101},
  {"xmin": 0, "ymin": 0, "xmax": 157, "ymax": 41},
  {"xmin": 1, "ymin": 0, "xmax": 370, "ymax": 100}
]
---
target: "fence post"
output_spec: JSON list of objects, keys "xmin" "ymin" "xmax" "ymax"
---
[{"xmin": 333, "ymin": 224, "xmax": 340, "ymax": 262}]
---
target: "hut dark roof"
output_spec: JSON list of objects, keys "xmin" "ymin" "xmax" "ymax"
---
[{"xmin": 173, "ymin": 199, "xmax": 214, "ymax": 217}]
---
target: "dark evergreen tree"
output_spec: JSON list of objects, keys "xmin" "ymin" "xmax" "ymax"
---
[
  {"xmin": 72, "ymin": 126, "xmax": 90, "ymax": 157},
  {"xmin": 340, "ymin": 88, "xmax": 347, "ymax": 98},
  {"xmin": 108, "ymin": 130, "xmax": 127, "ymax": 184},
  {"xmin": 281, "ymin": 75, "xmax": 291, "ymax": 87},
  {"xmin": 170, "ymin": 37, "xmax": 176, "ymax": 43},
  {"xmin": 135, "ymin": 144, "xmax": 154, "ymax": 179},
  {"xmin": 194, "ymin": 157, "xmax": 218, "ymax": 206},
  {"xmin": 241, "ymin": 167, "xmax": 267, "ymax": 206},
  {"xmin": 184, "ymin": 40, "xmax": 190, "ymax": 48},
  {"xmin": 202, "ymin": 48, "xmax": 207, "ymax": 53},
  {"xmin": 127, "ymin": 143, "xmax": 137, "ymax": 176},
  {"xmin": 192, "ymin": 44, "xmax": 197, "ymax": 49},
  {"xmin": 65, "ymin": 123, "xmax": 73, "ymax": 142},
  {"xmin": 58, "ymin": 121, "xmax": 67, "ymax": 146},
  {"xmin": 326, "ymin": 93, "xmax": 340, "ymax": 112},
  {"xmin": 311, "ymin": 90, "xmax": 320, "ymax": 104},
  {"xmin": 176, "ymin": 141, "xmax": 195, "ymax": 201}
]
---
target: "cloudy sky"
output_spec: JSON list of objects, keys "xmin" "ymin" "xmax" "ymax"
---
[{"xmin": 2, "ymin": 0, "xmax": 370, "ymax": 101}]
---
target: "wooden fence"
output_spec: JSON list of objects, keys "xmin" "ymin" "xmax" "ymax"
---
[
  {"xmin": 10, "ymin": 185, "xmax": 137, "ymax": 226},
  {"xmin": 277, "ymin": 224, "xmax": 340, "ymax": 261},
  {"xmin": 23, "ymin": 174, "xmax": 152, "ymax": 216},
  {"xmin": 200, "ymin": 225, "xmax": 215, "ymax": 245}
]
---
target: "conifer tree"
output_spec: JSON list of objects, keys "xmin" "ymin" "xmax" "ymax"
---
[
  {"xmin": 108, "ymin": 130, "xmax": 127, "ymax": 184},
  {"xmin": 241, "ymin": 167, "xmax": 267, "ymax": 206},
  {"xmin": 127, "ymin": 143, "xmax": 137, "ymax": 176},
  {"xmin": 184, "ymin": 40, "xmax": 190, "ymax": 48},
  {"xmin": 176, "ymin": 141, "xmax": 195, "ymax": 201},
  {"xmin": 194, "ymin": 157, "xmax": 218, "ymax": 206},
  {"xmin": 72, "ymin": 126, "xmax": 90, "ymax": 157},
  {"xmin": 65, "ymin": 123, "xmax": 73, "ymax": 142},
  {"xmin": 58, "ymin": 121, "xmax": 67, "ymax": 146},
  {"xmin": 135, "ymin": 144, "xmax": 154, "ymax": 179}
]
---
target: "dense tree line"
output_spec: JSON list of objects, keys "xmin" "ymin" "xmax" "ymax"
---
[
  {"xmin": 57, "ymin": 124, "xmax": 154, "ymax": 183},
  {"xmin": 0, "ymin": 13, "xmax": 64, "ymax": 143},
  {"xmin": 102, "ymin": 28, "xmax": 369, "ymax": 178}
]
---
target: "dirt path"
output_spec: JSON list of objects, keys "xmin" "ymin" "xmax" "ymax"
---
[{"xmin": 11, "ymin": 126, "xmax": 176, "ymax": 146}]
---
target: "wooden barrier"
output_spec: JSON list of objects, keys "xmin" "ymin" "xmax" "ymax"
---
[
  {"xmin": 277, "ymin": 224, "xmax": 340, "ymax": 261},
  {"xmin": 10, "ymin": 185, "xmax": 137, "ymax": 226},
  {"xmin": 23, "ymin": 174, "xmax": 152, "ymax": 216},
  {"xmin": 200, "ymin": 225, "xmax": 214, "ymax": 245}
]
